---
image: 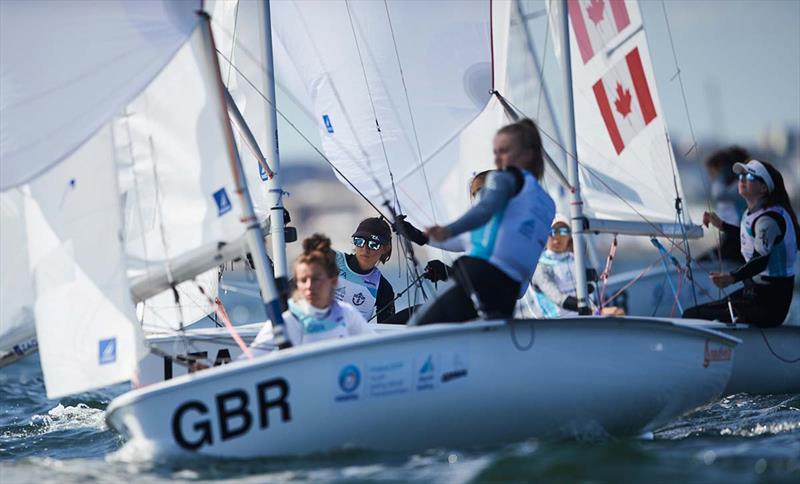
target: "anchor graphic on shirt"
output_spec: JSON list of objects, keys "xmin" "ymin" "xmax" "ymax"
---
[{"xmin": 352, "ymin": 292, "xmax": 366, "ymax": 306}]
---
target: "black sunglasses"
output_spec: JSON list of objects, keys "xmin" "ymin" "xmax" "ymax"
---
[
  {"xmin": 353, "ymin": 236, "xmax": 382, "ymax": 251},
  {"xmin": 738, "ymin": 172, "xmax": 762, "ymax": 183}
]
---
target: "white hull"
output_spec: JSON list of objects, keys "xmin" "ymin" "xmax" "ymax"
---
[
  {"xmin": 687, "ymin": 321, "xmax": 800, "ymax": 395},
  {"xmin": 108, "ymin": 318, "xmax": 737, "ymax": 458}
]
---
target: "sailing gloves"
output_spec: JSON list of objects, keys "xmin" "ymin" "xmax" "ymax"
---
[
  {"xmin": 423, "ymin": 259, "xmax": 450, "ymax": 282},
  {"xmin": 394, "ymin": 215, "xmax": 429, "ymax": 245}
]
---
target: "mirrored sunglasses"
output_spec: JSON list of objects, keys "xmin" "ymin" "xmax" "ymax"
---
[
  {"xmin": 353, "ymin": 236, "xmax": 382, "ymax": 251},
  {"xmin": 550, "ymin": 226, "xmax": 571, "ymax": 237},
  {"xmin": 738, "ymin": 172, "xmax": 762, "ymax": 183}
]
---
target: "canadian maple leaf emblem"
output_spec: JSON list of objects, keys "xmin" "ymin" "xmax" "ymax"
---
[
  {"xmin": 614, "ymin": 82, "xmax": 632, "ymax": 117},
  {"xmin": 586, "ymin": 0, "xmax": 605, "ymax": 25}
]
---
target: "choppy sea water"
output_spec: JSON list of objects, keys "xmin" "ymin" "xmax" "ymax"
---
[{"xmin": 1, "ymin": 355, "xmax": 798, "ymax": 483}]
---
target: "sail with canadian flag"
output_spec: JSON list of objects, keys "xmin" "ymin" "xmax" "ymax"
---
[
  {"xmin": 592, "ymin": 47, "xmax": 657, "ymax": 155},
  {"xmin": 550, "ymin": 0, "xmax": 694, "ymax": 226}
]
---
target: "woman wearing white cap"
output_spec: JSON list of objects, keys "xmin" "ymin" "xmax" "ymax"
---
[
  {"xmin": 524, "ymin": 214, "xmax": 581, "ymax": 318},
  {"xmin": 683, "ymin": 159, "xmax": 798, "ymax": 327}
]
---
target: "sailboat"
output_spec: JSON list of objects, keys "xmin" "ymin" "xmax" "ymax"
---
[
  {"xmin": 132, "ymin": 0, "xmax": 800, "ymax": 397},
  {"xmin": 72, "ymin": 0, "xmax": 744, "ymax": 458}
]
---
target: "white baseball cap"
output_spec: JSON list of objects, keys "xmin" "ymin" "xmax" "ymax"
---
[
  {"xmin": 551, "ymin": 213, "xmax": 570, "ymax": 227},
  {"xmin": 732, "ymin": 159, "xmax": 774, "ymax": 193}
]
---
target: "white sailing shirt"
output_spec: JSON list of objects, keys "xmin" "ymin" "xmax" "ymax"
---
[
  {"xmin": 528, "ymin": 250, "xmax": 578, "ymax": 318},
  {"xmin": 249, "ymin": 299, "xmax": 374, "ymax": 355},
  {"xmin": 333, "ymin": 250, "xmax": 382, "ymax": 321},
  {"xmin": 739, "ymin": 205, "xmax": 797, "ymax": 281}
]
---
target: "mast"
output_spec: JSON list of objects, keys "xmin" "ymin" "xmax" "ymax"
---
[
  {"xmin": 258, "ymin": 0, "xmax": 289, "ymax": 294},
  {"xmin": 558, "ymin": 0, "xmax": 590, "ymax": 314},
  {"xmin": 198, "ymin": 12, "xmax": 288, "ymax": 343}
]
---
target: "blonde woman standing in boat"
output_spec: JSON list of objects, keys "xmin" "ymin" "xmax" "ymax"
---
[
  {"xmin": 683, "ymin": 159, "xmax": 798, "ymax": 327},
  {"xmin": 249, "ymin": 234, "xmax": 374, "ymax": 354},
  {"xmin": 410, "ymin": 119, "xmax": 555, "ymax": 324}
]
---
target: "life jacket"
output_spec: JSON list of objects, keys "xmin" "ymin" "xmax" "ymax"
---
[
  {"xmin": 467, "ymin": 170, "xmax": 555, "ymax": 285},
  {"xmin": 740, "ymin": 205, "xmax": 797, "ymax": 281},
  {"xmin": 334, "ymin": 250, "xmax": 381, "ymax": 321},
  {"xmin": 532, "ymin": 250, "xmax": 578, "ymax": 318}
]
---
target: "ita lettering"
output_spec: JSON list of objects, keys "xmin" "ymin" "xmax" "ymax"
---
[
  {"xmin": 171, "ymin": 378, "xmax": 291, "ymax": 450},
  {"xmin": 163, "ymin": 349, "xmax": 234, "ymax": 380}
]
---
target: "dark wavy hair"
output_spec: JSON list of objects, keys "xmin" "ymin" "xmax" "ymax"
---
[
  {"xmin": 761, "ymin": 160, "xmax": 800, "ymax": 244},
  {"xmin": 496, "ymin": 118, "xmax": 544, "ymax": 179},
  {"xmin": 706, "ymin": 146, "xmax": 750, "ymax": 184},
  {"xmin": 296, "ymin": 233, "xmax": 338, "ymax": 278}
]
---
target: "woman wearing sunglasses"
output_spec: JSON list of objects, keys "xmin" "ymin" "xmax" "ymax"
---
[
  {"xmin": 332, "ymin": 217, "xmax": 396, "ymax": 324},
  {"xmin": 683, "ymin": 159, "xmax": 798, "ymax": 327},
  {"xmin": 410, "ymin": 119, "xmax": 555, "ymax": 325},
  {"xmin": 524, "ymin": 214, "xmax": 581, "ymax": 318},
  {"xmin": 248, "ymin": 234, "xmax": 374, "ymax": 354}
]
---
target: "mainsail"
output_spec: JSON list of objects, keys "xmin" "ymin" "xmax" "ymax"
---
[
  {"xmin": 0, "ymin": 0, "xmax": 200, "ymax": 189},
  {"xmin": 271, "ymin": 0, "xmax": 502, "ymax": 228}
]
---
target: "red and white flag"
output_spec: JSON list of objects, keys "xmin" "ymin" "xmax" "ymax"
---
[
  {"xmin": 592, "ymin": 47, "xmax": 657, "ymax": 155},
  {"xmin": 569, "ymin": 0, "xmax": 630, "ymax": 64}
]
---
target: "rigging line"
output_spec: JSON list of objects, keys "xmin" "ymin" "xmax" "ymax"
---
[
  {"xmin": 344, "ymin": 0, "xmax": 403, "ymax": 214},
  {"xmin": 666, "ymin": 129, "xmax": 698, "ymax": 306},
  {"xmin": 224, "ymin": 0, "xmax": 240, "ymax": 87},
  {"xmin": 536, "ymin": 0, "xmax": 552, "ymax": 121},
  {"xmin": 382, "ymin": 0, "xmax": 437, "ymax": 224},
  {"xmin": 660, "ymin": 0, "xmax": 698, "ymax": 158},
  {"xmin": 213, "ymin": 50, "xmax": 388, "ymax": 221},
  {"xmin": 757, "ymin": 326, "xmax": 800, "ymax": 363}
]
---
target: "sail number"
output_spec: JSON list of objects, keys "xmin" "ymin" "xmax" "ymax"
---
[{"xmin": 171, "ymin": 377, "xmax": 292, "ymax": 450}]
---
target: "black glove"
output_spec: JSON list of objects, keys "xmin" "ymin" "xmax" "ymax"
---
[
  {"xmin": 423, "ymin": 259, "xmax": 450, "ymax": 282},
  {"xmin": 563, "ymin": 296, "xmax": 579, "ymax": 311},
  {"xmin": 563, "ymin": 296, "xmax": 592, "ymax": 315},
  {"xmin": 585, "ymin": 268, "xmax": 598, "ymax": 282},
  {"xmin": 394, "ymin": 215, "xmax": 428, "ymax": 245}
]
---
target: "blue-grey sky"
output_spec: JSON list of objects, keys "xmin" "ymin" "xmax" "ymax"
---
[{"xmin": 640, "ymin": 0, "xmax": 800, "ymax": 146}]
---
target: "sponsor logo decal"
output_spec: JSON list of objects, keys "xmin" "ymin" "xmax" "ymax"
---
[
  {"xmin": 416, "ymin": 355, "xmax": 435, "ymax": 391},
  {"xmin": 339, "ymin": 365, "xmax": 361, "ymax": 393},
  {"xmin": 352, "ymin": 292, "xmax": 366, "ymax": 306},
  {"xmin": 322, "ymin": 114, "xmax": 334, "ymax": 133},
  {"xmin": 335, "ymin": 365, "xmax": 361, "ymax": 402},
  {"xmin": 171, "ymin": 377, "xmax": 291, "ymax": 451},
  {"xmin": 213, "ymin": 188, "xmax": 232, "ymax": 216},
  {"xmin": 13, "ymin": 338, "xmax": 38, "ymax": 356},
  {"xmin": 98, "ymin": 338, "xmax": 116, "ymax": 365},
  {"xmin": 703, "ymin": 339, "xmax": 732, "ymax": 368}
]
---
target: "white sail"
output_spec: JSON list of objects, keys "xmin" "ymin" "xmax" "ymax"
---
[
  {"xmin": 208, "ymin": 0, "xmax": 273, "ymax": 219},
  {"xmin": 0, "ymin": 190, "xmax": 36, "ymax": 361},
  {"xmin": 552, "ymin": 0, "xmax": 692, "ymax": 226},
  {"xmin": 25, "ymin": 126, "xmax": 146, "ymax": 399},
  {"xmin": 271, "ymin": 0, "xmax": 498, "ymax": 228},
  {"xmin": 0, "ymin": 0, "xmax": 199, "ymax": 189},
  {"xmin": 114, "ymin": 27, "xmax": 252, "ymax": 330}
]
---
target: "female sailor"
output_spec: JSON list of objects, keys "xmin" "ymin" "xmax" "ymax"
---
[
  {"xmin": 523, "ymin": 214, "xmax": 580, "ymax": 318},
  {"xmin": 249, "ymin": 234, "xmax": 375, "ymax": 354},
  {"xmin": 683, "ymin": 159, "xmax": 798, "ymax": 327},
  {"xmin": 334, "ymin": 217, "xmax": 396, "ymax": 323},
  {"xmin": 410, "ymin": 119, "xmax": 555, "ymax": 324}
]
